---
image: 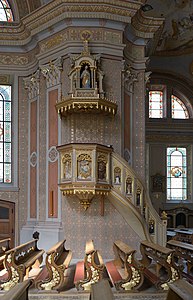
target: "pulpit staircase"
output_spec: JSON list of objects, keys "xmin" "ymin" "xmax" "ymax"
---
[{"xmin": 109, "ymin": 151, "xmax": 167, "ymax": 245}]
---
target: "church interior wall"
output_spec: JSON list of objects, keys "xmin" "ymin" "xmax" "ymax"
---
[
  {"xmin": 61, "ymin": 196, "xmax": 142, "ymax": 259},
  {"xmin": 0, "ymin": 1, "xmax": 193, "ymax": 267}
]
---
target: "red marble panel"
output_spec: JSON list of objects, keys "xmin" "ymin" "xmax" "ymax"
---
[
  {"xmin": 48, "ymin": 89, "xmax": 58, "ymax": 218},
  {"xmin": 30, "ymin": 101, "xmax": 37, "ymax": 153},
  {"xmin": 30, "ymin": 100, "xmax": 37, "ymax": 218}
]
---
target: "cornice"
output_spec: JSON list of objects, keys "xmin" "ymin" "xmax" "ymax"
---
[
  {"xmin": 146, "ymin": 134, "xmax": 193, "ymax": 143},
  {"xmin": 0, "ymin": 0, "xmax": 143, "ymax": 47},
  {"xmin": 131, "ymin": 9, "xmax": 164, "ymax": 39}
]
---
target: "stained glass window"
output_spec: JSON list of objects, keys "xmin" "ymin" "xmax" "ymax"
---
[
  {"xmin": 149, "ymin": 91, "xmax": 163, "ymax": 118},
  {"xmin": 0, "ymin": 0, "xmax": 13, "ymax": 22},
  {"xmin": 0, "ymin": 85, "xmax": 11, "ymax": 183},
  {"xmin": 171, "ymin": 95, "xmax": 189, "ymax": 119},
  {"xmin": 167, "ymin": 147, "xmax": 187, "ymax": 201}
]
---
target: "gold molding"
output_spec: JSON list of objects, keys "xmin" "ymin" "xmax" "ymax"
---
[{"xmin": 56, "ymin": 97, "xmax": 117, "ymax": 116}]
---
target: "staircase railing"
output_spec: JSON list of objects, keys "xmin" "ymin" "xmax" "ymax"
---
[{"xmin": 111, "ymin": 152, "xmax": 167, "ymax": 246}]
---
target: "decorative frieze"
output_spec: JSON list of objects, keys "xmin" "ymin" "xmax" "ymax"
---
[
  {"xmin": 0, "ymin": 54, "xmax": 28, "ymax": 65},
  {"xmin": 40, "ymin": 58, "xmax": 62, "ymax": 88},
  {"xmin": 23, "ymin": 70, "xmax": 40, "ymax": 100}
]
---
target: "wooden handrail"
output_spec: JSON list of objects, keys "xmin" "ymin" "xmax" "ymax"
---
[{"xmin": 46, "ymin": 239, "xmax": 66, "ymax": 255}]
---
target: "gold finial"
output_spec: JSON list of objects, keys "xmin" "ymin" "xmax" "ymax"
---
[{"xmin": 161, "ymin": 210, "xmax": 168, "ymax": 220}]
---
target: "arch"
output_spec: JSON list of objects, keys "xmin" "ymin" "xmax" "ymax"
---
[
  {"xmin": 148, "ymin": 72, "xmax": 193, "ymax": 119},
  {"xmin": 171, "ymin": 95, "xmax": 189, "ymax": 119}
]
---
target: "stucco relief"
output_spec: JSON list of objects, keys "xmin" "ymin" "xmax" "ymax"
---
[
  {"xmin": 40, "ymin": 58, "xmax": 63, "ymax": 88},
  {"xmin": 40, "ymin": 28, "xmax": 122, "ymax": 54},
  {"xmin": 30, "ymin": 152, "xmax": 37, "ymax": 167},
  {"xmin": 48, "ymin": 146, "xmax": 58, "ymax": 163},
  {"xmin": 0, "ymin": 55, "xmax": 28, "ymax": 65},
  {"xmin": 24, "ymin": 70, "xmax": 40, "ymax": 100}
]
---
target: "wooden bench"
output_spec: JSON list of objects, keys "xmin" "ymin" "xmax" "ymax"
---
[
  {"xmin": 0, "ymin": 238, "xmax": 10, "ymax": 270},
  {"xmin": 167, "ymin": 239, "xmax": 193, "ymax": 283},
  {"xmin": 35, "ymin": 239, "xmax": 72, "ymax": 291},
  {"xmin": 166, "ymin": 279, "xmax": 193, "ymax": 300},
  {"xmin": 106, "ymin": 240, "xmax": 144, "ymax": 291},
  {"xmin": 74, "ymin": 240, "xmax": 105, "ymax": 291},
  {"xmin": 2, "ymin": 279, "xmax": 33, "ymax": 300},
  {"xmin": 0, "ymin": 238, "xmax": 44, "ymax": 291},
  {"xmin": 140, "ymin": 240, "xmax": 181, "ymax": 290},
  {"xmin": 90, "ymin": 279, "xmax": 114, "ymax": 300}
]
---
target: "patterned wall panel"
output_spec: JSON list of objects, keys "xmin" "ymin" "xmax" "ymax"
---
[
  {"xmin": 18, "ymin": 77, "xmax": 29, "ymax": 229},
  {"xmin": 62, "ymin": 196, "xmax": 142, "ymax": 259}
]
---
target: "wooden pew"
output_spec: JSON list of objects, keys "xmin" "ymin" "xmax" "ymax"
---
[
  {"xmin": 2, "ymin": 279, "xmax": 33, "ymax": 300},
  {"xmin": 90, "ymin": 279, "xmax": 114, "ymax": 300},
  {"xmin": 0, "ymin": 239, "xmax": 44, "ymax": 291},
  {"xmin": 167, "ymin": 239, "xmax": 193, "ymax": 283},
  {"xmin": 140, "ymin": 240, "xmax": 181, "ymax": 290},
  {"xmin": 74, "ymin": 240, "xmax": 105, "ymax": 291},
  {"xmin": 106, "ymin": 240, "xmax": 144, "ymax": 291},
  {"xmin": 166, "ymin": 279, "xmax": 193, "ymax": 300},
  {"xmin": 35, "ymin": 239, "xmax": 72, "ymax": 291},
  {"xmin": 0, "ymin": 238, "xmax": 10, "ymax": 270}
]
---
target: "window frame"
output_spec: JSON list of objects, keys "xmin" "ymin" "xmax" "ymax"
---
[
  {"xmin": 0, "ymin": 75, "xmax": 18, "ymax": 191},
  {"xmin": 147, "ymin": 85, "xmax": 192, "ymax": 120},
  {"xmin": 166, "ymin": 147, "xmax": 187, "ymax": 202},
  {"xmin": 0, "ymin": 84, "xmax": 12, "ymax": 184}
]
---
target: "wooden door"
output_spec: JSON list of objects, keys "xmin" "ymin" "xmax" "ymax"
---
[{"xmin": 0, "ymin": 200, "xmax": 15, "ymax": 248}]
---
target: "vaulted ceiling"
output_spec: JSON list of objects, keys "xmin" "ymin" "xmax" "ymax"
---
[{"xmin": 144, "ymin": 0, "xmax": 193, "ymax": 56}]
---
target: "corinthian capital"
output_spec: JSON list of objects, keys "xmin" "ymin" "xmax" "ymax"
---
[
  {"xmin": 24, "ymin": 70, "xmax": 40, "ymax": 100},
  {"xmin": 40, "ymin": 57, "xmax": 62, "ymax": 88},
  {"xmin": 124, "ymin": 64, "xmax": 139, "ymax": 93}
]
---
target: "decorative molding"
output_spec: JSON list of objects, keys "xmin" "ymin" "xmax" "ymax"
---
[
  {"xmin": 0, "ymin": 1, "xmax": 141, "ymax": 46},
  {"xmin": 40, "ymin": 58, "xmax": 63, "ymax": 88},
  {"xmin": 131, "ymin": 9, "xmax": 164, "ymax": 39},
  {"xmin": 48, "ymin": 146, "xmax": 59, "ymax": 163},
  {"xmin": 0, "ymin": 54, "xmax": 28, "ymax": 65},
  {"xmin": 30, "ymin": 152, "xmax": 37, "ymax": 167},
  {"xmin": 39, "ymin": 28, "xmax": 123, "ymax": 54},
  {"xmin": 23, "ymin": 69, "xmax": 40, "ymax": 100}
]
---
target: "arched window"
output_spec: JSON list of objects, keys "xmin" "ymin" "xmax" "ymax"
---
[
  {"xmin": 0, "ymin": 0, "xmax": 13, "ymax": 22},
  {"xmin": 167, "ymin": 147, "xmax": 187, "ymax": 201},
  {"xmin": 148, "ymin": 86, "xmax": 191, "ymax": 119},
  {"xmin": 0, "ymin": 85, "xmax": 12, "ymax": 183},
  {"xmin": 171, "ymin": 95, "xmax": 189, "ymax": 119}
]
